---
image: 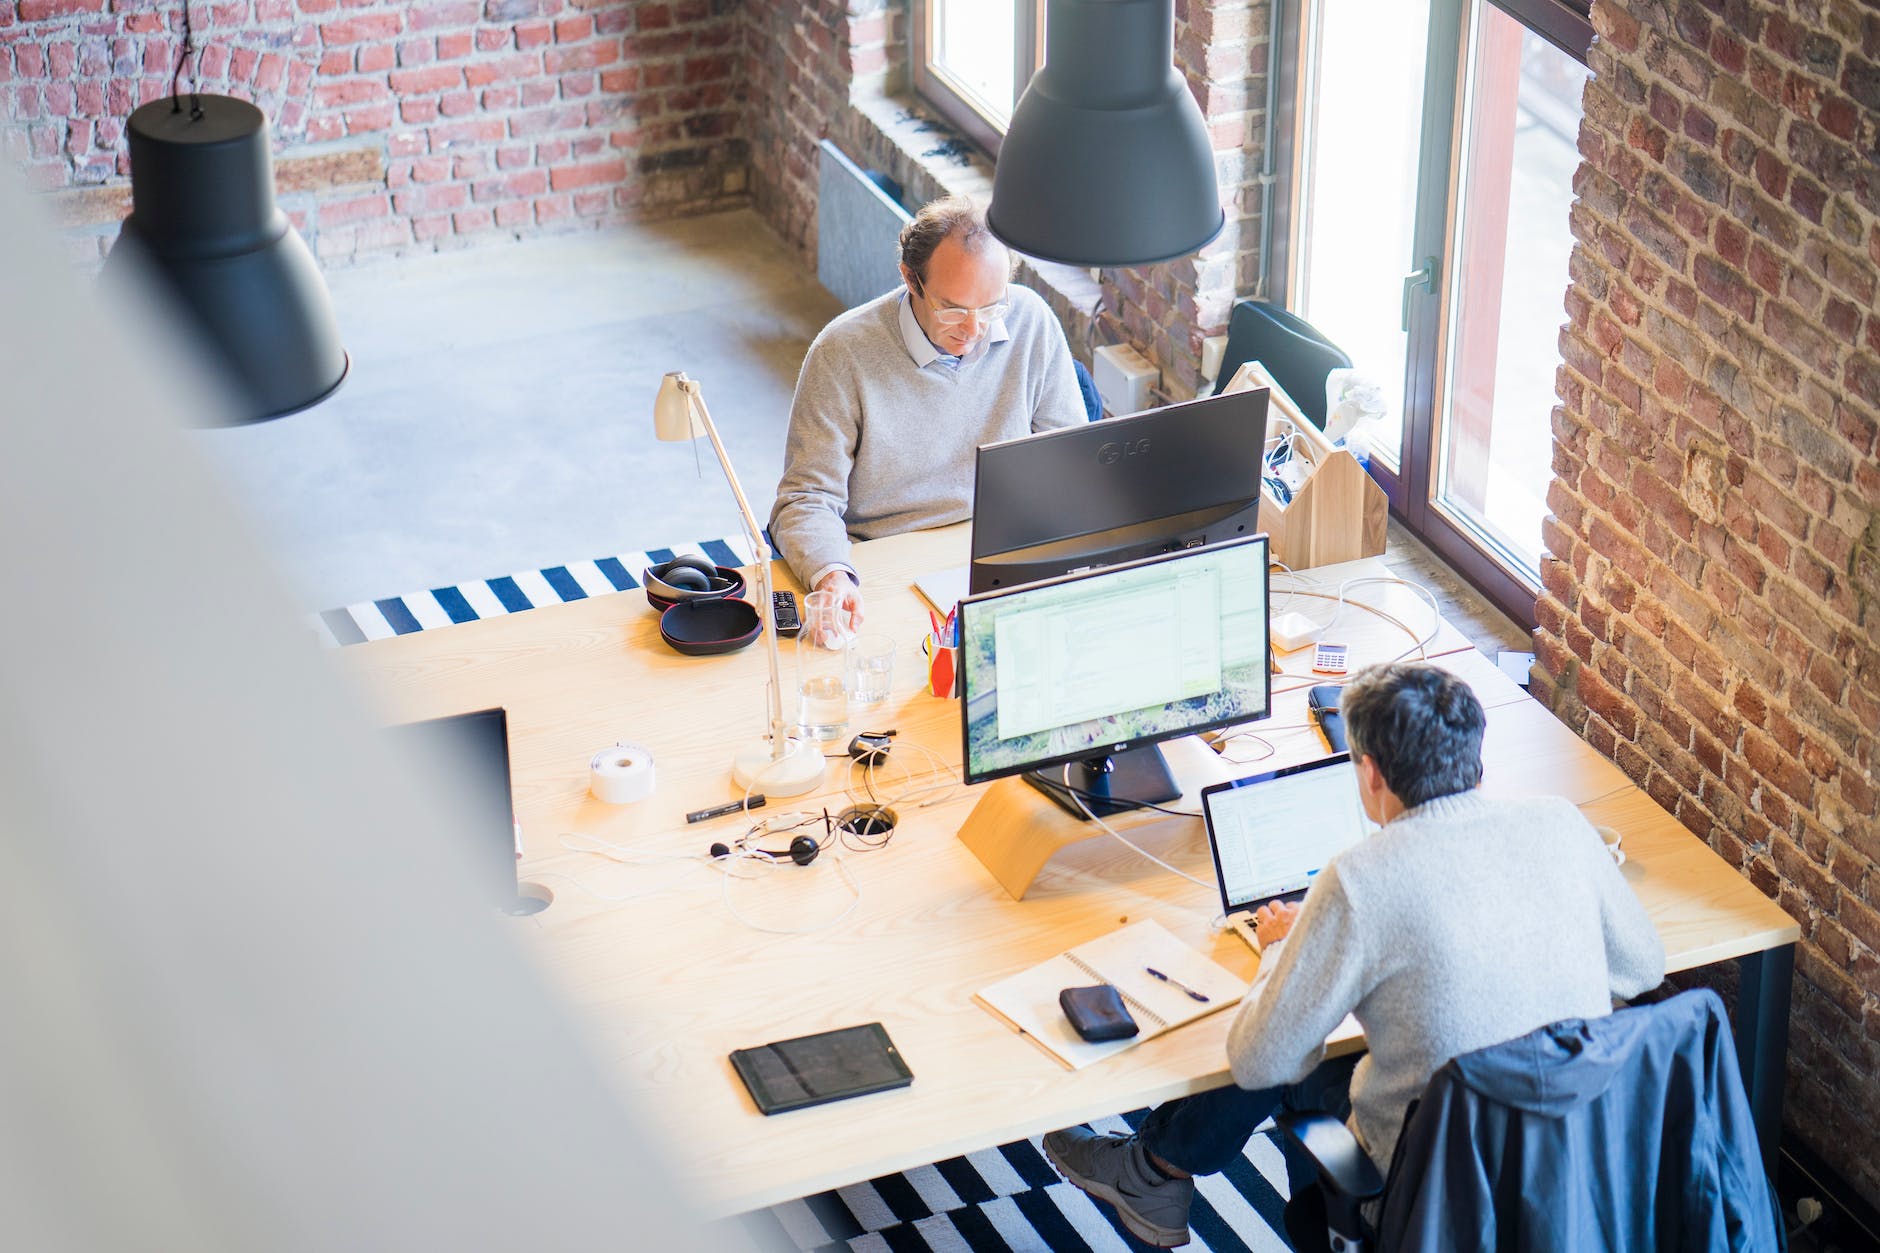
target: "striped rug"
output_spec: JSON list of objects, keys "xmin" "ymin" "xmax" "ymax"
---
[{"xmin": 320, "ymin": 539, "xmax": 1298, "ymax": 1250}]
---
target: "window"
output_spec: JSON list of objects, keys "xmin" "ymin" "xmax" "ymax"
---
[
  {"xmin": 1281, "ymin": 0, "xmax": 1593, "ymax": 628},
  {"xmin": 912, "ymin": 0, "xmax": 1042, "ymax": 153}
]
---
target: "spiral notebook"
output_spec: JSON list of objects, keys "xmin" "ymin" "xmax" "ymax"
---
[{"xmin": 975, "ymin": 919, "xmax": 1247, "ymax": 1070}]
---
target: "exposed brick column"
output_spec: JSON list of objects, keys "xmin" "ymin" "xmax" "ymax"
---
[
  {"xmin": 1097, "ymin": 0, "xmax": 1266, "ymax": 400},
  {"xmin": 1543, "ymin": 0, "xmax": 1880, "ymax": 1205},
  {"xmin": 2, "ymin": 0, "xmax": 749, "ymax": 266}
]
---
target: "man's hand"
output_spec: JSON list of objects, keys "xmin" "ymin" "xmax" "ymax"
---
[
  {"xmin": 1253, "ymin": 900, "xmax": 1301, "ymax": 950},
  {"xmin": 814, "ymin": 570, "xmax": 865, "ymax": 634}
]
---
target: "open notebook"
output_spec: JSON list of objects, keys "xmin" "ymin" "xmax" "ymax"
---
[{"xmin": 976, "ymin": 919, "xmax": 1246, "ymax": 1070}]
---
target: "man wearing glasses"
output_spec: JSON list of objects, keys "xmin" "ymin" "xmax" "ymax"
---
[{"xmin": 769, "ymin": 196, "xmax": 1086, "ymax": 629}]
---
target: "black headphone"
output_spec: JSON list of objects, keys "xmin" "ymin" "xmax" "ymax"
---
[
  {"xmin": 709, "ymin": 834, "xmax": 821, "ymax": 866},
  {"xmin": 653, "ymin": 555, "xmax": 729, "ymax": 593}
]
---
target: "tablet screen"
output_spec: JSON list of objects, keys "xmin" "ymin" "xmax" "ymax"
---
[{"xmin": 730, "ymin": 1022, "xmax": 914, "ymax": 1115}]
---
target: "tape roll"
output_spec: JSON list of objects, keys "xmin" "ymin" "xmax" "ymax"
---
[{"xmin": 589, "ymin": 741, "xmax": 655, "ymax": 804}]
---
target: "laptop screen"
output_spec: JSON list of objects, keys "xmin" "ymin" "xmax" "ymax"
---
[{"xmin": 1203, "ymin": 756, "xmax": 1374, "ymax": 912}]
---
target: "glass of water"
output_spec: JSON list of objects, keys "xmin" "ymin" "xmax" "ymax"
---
[
  {"xmin": 795, "ymin": 590, "xmax": 850, "ymax": 741},
  {"xmin": 845, "ymin": 634, "xmax": 895, "ymax": 707}
]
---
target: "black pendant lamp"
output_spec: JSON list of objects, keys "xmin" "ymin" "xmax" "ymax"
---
[
  {"xmin": 107, "ymin": 70, "xmax": 347, "ymax": 422},
  {"xmin": 988, "ymin": 0, "xmax": 1224, "ymax": 267}
]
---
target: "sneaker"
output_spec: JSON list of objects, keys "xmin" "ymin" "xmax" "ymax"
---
[{"xmin": 1042, "ymin": 1127, "xmax": 1195, "ymax": 1248}]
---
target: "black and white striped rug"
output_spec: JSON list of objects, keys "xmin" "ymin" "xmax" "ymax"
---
[{"xmin": 321, "ymin": 540, "xmax": 1297, "ymax": 1251}]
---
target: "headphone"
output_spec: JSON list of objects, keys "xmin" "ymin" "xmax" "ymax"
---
[
  {"xmin": 652, "ymin": 555, "xmax": 730, "ymax": 593},
  {"xmin": 709, "ymin": 833, "xmax": 821, "ymax": 866}
]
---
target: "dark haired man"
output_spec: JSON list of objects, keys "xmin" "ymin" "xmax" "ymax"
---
[
  {"xmin": 1043, "ymin": 662, "xmax": 1666, "ymax": 1248},
  {"xmin": 768, "ymin": 196, "xmax": 1085, "ymax": 629}
]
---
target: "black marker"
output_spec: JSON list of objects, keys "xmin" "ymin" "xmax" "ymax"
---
[{"xmin": 686, "ymin": 796, "xmax": 767, "ymax": 823}]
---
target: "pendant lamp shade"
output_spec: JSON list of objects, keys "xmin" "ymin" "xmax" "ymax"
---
[
  {"xmin": 107, "ymin": 95, "xmax": 348, "ymax": 423},
  {"xmin": 988, "ymin": 0, "xmax": 1224, "ymax": 267}
]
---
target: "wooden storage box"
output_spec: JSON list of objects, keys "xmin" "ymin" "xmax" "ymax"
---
[{"xmin": 1222, "ymin": 361, "xmax": 1388, "ymax": 570}]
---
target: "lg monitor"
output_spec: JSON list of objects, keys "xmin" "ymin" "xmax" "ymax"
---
[
  {"xmin": 968, "ymin": 386, "xmax": 1271, "ymax": 594},
  {"xmin": 959, "ymin": 533, "xmax": 1272, "ymax": 817}
]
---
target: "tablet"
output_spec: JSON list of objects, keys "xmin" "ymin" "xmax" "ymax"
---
[{"xmin": 729, "ymin": 1022, "xmax": 914, "ymax": 1115}]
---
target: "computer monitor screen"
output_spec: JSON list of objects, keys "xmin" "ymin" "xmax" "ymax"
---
[
  {"xmin": 959, "ymin": 534, "xmax": 1271, "ymax": 812},
  {"xmin": 386, "ymin": 707, "xmax": 545, "ymax": 916},
  {"xmin": 969, "ymin": 387, "xmax": 1270, "ymax": 594}
]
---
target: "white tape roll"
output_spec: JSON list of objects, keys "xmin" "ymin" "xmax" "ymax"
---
[{"xmin": 589, "ymin": 741, "xmax": 655, "ymax": 804}]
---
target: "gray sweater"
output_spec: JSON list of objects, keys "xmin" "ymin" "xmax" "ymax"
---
[
  {"xmin": 1227, "ymin": 790, "xmax": 1665, "ymax": 1175},
  {"xmin": 768, "ymin": 285, "xmax": 1085, "ymax": 586}
]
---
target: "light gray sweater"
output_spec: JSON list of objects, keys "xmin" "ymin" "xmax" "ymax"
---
[
  {"xmin": 767, "ymin": 285, "xmax": 1085, "ymax": 586},
  {"xmin": 1227, "ymin": 790, "xmax": 1665, "ymax": 1175}
]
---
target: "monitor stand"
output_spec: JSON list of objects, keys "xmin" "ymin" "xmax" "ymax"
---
[{"xmin": 1022, "ymin": 746, "xmax": 1182, "ymax": 820}]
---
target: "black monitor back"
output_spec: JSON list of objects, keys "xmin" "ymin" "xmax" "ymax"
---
[
  {"xmin": 969, "ymin": 387, "xmax": 1271, "ymax": 593},
  {"xmin": 387, "ymin": 707, "xmax": 522, "ymax": 913}
]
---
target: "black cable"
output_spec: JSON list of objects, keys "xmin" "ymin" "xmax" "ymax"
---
[
  {"xmin": 1030, "ymin": 772, "xmax": 1201, "ymax": 818},
  {"xmin": 171, "ymin": 0, "xmax": 202, "ymax": 117}
]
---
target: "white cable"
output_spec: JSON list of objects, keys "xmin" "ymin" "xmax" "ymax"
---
[
  {"xmin": 716, "ymin": 844, "xmax": 862, "ymax": 935},
  {"xmin": 844, "ymin": 740, "xmax": 961, "ymax": 811},
  {"xmin": 1063, "ymin": 765, "xmax": 1218, "ymax": 892}
]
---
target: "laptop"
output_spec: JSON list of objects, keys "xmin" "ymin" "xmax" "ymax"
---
[{"xmin": 1200, "ymin": 754, "xmax": 1375, "ymax": 952}]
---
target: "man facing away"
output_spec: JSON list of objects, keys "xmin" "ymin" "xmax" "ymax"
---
[
  {"xmin": 767, "ymin": 196, "xmax": 1086, "ymax": 629},
  {"xmin": 1044, "ymin": 662, "xmax": 1668, "ymax": 1248}
]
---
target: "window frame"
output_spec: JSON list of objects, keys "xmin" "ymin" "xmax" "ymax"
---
[
  {"xmin": 910, "ymin": 0, "xmax": 1045, "ymax": 156},
  {"xmin": 1274, "ymin": 0, "xmax": 1593, "ymax": 632}
]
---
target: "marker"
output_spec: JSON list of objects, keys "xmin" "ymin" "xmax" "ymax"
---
[{"xmin": 687, "ymin": 796, "xmax": 767, "ymax": 823}]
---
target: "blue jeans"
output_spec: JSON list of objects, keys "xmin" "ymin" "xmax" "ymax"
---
[{"xmin": 1137, "ymin": 1053, "xmax": 1358, "ymax": 1195}]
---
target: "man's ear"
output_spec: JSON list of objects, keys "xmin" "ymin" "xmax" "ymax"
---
[{"xmin": 899, "ymin": 262, "xmax": 917, "ymax": 292}]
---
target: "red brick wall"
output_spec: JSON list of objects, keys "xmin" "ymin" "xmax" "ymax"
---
[
  {"xmin": 1541, "ymin": 0, "xmax": 1880, "ymax": 1206},
  {"xmin": 1, "ymin": 0, "xmax": 747, "ymax": 264}
]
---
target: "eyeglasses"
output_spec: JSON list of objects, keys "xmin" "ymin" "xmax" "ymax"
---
[{"xmin": 912, "ymin": 276, "xmax": 1008, "ymax": 328}]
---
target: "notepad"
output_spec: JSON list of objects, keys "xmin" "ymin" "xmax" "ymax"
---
[
  {"xmin": 975, "ymin": 919, "xmax": 1247, "ymax": 1070},
  {"xmin": 913, "ymin": 564, "xmax": 969, "ymax": 616}
]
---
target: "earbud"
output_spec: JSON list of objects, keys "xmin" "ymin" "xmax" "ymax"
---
[{"xmin": 708, "ymin": 835, "xmax": 820, "ymax": 865}]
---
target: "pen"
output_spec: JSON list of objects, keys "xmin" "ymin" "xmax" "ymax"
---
[
  {"xmin": 687, "ymin": 796, "xmax": 767, "ymax": 823},
  {"xmin": 1144, "ymin": 966, "xmax": 1211, "ymax": 1003}
]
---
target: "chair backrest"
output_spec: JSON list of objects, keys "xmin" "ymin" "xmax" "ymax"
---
[
  {"xmin": 1377, "ymin": 989, "xmax": 1783, "ymax": 1253},
  {"xmin": 1072, "ymin": 357, "xmax": 1104, "ymax": 422},
  {"xmin": 1208, "ymin": 299, "xmax": 1353, "ymax": 427}
]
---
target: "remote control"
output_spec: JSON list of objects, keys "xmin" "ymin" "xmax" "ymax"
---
[{"xmin": 773, "ymin": 590, "xmax": 801, "ymax": 637}]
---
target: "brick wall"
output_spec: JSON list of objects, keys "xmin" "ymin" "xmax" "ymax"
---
[
  {"xmin": 1, "ymin": 0, "xmax": 747, "ymax": 264},
  {"xmin": 1541, "ymin": 0, "xmax": 1880, "ymax": 1206}
]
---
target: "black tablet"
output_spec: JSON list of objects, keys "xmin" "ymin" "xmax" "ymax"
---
[{"xmin": 730, "ymin": 1022, "xmax": 914, "ymax": 1115}]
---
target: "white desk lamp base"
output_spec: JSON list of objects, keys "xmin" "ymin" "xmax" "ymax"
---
[{"xmin": 732, "ymin": 736, "xmax": 825, "ymax": 797}]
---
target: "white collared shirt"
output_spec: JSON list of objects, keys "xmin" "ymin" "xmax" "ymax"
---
[{"xmin": 896, "ymin": 290, "xmax": 1010, "ymax": 370}]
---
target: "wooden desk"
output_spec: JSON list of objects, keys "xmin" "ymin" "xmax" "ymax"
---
[{"xmin": 345, "ymin": 524, "xmax": 1798, "ymax": 1213}]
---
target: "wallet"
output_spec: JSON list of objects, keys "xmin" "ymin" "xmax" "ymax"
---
[{"xmin": 1058, "ymin": 984, "xmax": 1140, "ymax": 1043}]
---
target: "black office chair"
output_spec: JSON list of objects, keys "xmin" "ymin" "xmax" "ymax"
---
[
  {"xmin": 1208, "ymin": 299, "xmax": 1353, "ymax": 428},
  {"xmin": 1276, "ymin": 989, "xmax": 1784, "ymax": 1253}
]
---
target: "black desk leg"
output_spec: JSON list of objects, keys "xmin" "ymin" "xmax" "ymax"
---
[{"xmin": 1736, "ymin": 944, "xmax": 1794, "ymax": 1175}]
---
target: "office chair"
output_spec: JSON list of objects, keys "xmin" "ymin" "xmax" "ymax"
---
[
  {"xmin": 1276, "ymin": 989, "xmax": 1784, "ymax": 1253},
  {"xmin": 1072, "ymin": 357, "xmax": 1104, "ymax": 422},
  {"xmin": 1208, "ymin": 299, "xmax": 1353, "ymax": 428}
]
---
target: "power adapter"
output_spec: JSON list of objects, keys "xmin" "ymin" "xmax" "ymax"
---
[{"xmin": 1270, "ymin": 611, "xmax": 1320, "ymax": 652}]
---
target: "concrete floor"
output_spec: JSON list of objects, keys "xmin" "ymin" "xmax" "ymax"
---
[
  {"xmin": 197, "ymin": 210, "xmax": 842, "ymax": 613},
  {"xmin": 194, "ymin": 211, "xmax": 1528, "ymax": 659}
]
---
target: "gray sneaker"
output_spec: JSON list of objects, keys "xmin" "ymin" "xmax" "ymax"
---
[{"xmin": 1042, "ymin": 1127, "xmax": 1194, "ymax": 1248}]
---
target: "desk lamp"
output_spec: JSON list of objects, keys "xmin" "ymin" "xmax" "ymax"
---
[{"xmin": 654, "ymin": 372, "xmax": 824, "ymax": 797}]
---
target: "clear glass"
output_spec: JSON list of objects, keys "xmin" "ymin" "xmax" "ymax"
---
[
  {"xmin": 1293, "ymin": 0, "xmax": 1431, "ymax": 462},
  {"xmin": 845, "ymin": 634, "xmax": 895, "ymax": 707},
  {"xmin": 1437, "ymin": 8, "xmax": 1587, "ymax": 577},
  {"xmin": 933, "ymin": 0, "xmax": 1019, "ymax": 128},
  {"xmin": 795, "ymin": 590, "xmax": 851, "ymax": 741}
]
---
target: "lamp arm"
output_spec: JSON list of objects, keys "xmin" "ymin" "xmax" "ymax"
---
[{"xmin": 681, "ymin": 382, "xmax": 791, "ymax": 759}]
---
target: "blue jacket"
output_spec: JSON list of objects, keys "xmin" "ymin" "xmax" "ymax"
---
[{"xmin": 1377, "ymin": 989, "xmax": 1783, "ymax": 1252}]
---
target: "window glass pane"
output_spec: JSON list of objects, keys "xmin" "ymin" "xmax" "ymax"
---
[
  {"xmin": 1293, "ymin": 0, "xmax": 1430, "ymax": 462},
  {"xmin": 933, "ymin": 0, "xmax": 1018, "ymax": 129},
  {"xmin": 1437, "ymin": 4, "xmax": 1586, "ymax": 576}
]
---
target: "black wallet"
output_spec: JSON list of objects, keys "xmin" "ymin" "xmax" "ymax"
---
[
  {"xmin": 1059, "ymin": 984, "xmax": 1140, "ymax": 1042},
  {"xmin": 1308, "ymin": 684, "xmax": 1348, "ymax": 754}
]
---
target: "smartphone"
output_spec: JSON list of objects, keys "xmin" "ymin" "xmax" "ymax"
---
[
  {"xmin": 730, "ymin": 1021, "xmax": 913, "ymax": 1115},
  {"xmin": 1307, "ymin": 684, "xmax": 1348, "ymax": 755}
]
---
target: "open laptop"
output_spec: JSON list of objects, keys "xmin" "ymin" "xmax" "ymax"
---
[{"xmin": 1200, "ymin": 754, "xmax": 1375, "ymax": 951}]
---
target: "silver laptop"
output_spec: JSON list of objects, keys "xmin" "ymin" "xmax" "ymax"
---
[{"xmin": 1201, "ymin": 754, "xmax": 1375, "ymax": 952}]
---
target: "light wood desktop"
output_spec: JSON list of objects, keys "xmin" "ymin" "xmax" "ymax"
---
[{"xmin": 344, "ymin": 523, "xmax": 1797, "ymax": 1216}]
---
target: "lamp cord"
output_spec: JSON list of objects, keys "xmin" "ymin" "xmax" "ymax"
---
[{"xmin": 172, "ymin": 0, "xmax": 203, "ymax": 118}]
